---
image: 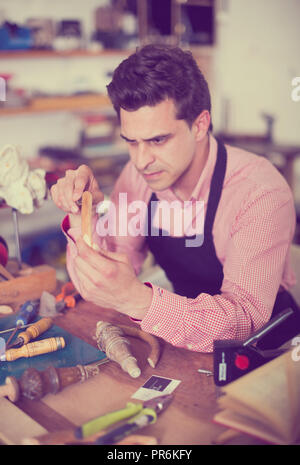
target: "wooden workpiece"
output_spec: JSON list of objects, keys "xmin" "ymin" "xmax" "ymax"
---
[
  {"xmin": 81, "ymin": 191, "xmax": 93, "ymax": 247},
  {"xmin": 0, "ymin": 264, "xmax": 57, "ymax": 310}
]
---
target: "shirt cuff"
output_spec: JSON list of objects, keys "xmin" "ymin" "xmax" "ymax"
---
[{"xmin": 139, "ymin": 283, "xmax": 187, "ymax": 338}]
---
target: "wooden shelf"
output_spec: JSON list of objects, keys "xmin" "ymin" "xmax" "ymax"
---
[
  {"xmin": 0, "ymin": 93, "xmax": 111, "ymax": 116},
  {"xmin": 0, "ymin": 49, "xmax": 130, "ymax": 59}
]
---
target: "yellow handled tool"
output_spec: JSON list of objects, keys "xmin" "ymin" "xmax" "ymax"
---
[
  {"xmin": 0, "ymin": 337, "xmax": 65, "ymax": 362},
  {"xmin": 7, "ymin": 317, "xmax": 54, "ymax": 349}
]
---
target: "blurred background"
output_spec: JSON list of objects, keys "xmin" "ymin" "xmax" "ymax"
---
[{"xmin": 0, "ymin": 0, "xmax": 299, "ymax": 282}]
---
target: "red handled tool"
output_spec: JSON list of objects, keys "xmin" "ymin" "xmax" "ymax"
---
[{"xmin": 55, "ymin": 281, "xmax": 82, "ymax": 312}]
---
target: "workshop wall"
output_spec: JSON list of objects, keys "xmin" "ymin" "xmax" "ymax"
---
[
  {"xmin": 0, "ymin": 0, "xmax": 299, "ymax": 270},
  {"xmin": 213, "ymin": 0, "xmax": 300, "ymax": 144},
  {"xmin": 0, "ymin": 0, "xmax": 127, "ymax": 159}
]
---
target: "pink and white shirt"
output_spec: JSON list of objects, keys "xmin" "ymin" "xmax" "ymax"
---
[{"xmin": 62, "ymin": 134, "xmax": 297, "ymax": 352}]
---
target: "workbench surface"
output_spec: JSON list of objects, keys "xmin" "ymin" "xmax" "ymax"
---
[{"xmin": 3, "ymin": 300, "xmax": 263, "ymax": 445}]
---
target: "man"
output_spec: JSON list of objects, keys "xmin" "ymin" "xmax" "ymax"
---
[{"xmin": 51, "ymin": 44, "xmax": 299, "ymax": 352}]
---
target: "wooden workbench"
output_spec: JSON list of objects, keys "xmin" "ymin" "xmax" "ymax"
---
[{"xmin": 4, "ymin": 300, "xmax": 264, "ymax": 445}]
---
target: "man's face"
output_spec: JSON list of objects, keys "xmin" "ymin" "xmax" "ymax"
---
[{"xmin": 120, "ymin": 99, "xmax": 198, "ymax": 192}]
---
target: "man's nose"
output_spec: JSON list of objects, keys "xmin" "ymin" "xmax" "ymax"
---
[{"xmin": 134, "ymin": 142, "xmax": 155, "ymax": 172}]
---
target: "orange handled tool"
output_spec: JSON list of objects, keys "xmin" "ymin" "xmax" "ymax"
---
[
  {"xmin": 56, "ymin": 282, "xmax": 76, "ymax": 302},
  {"xmin": 0, "ymin": 337, "xmax": 65, "ymax": 362},
  {"xmin": 55, "ymin": 282, "xmax": 81, "ymax": 311},
  {"xmin": 6, "ymin": 318, "xmax": 54, "ymax": 349}
]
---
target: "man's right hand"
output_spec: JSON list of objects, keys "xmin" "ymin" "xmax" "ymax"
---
[{"xmin": 50, "ymin": 164, "xmax": 104, "ymax": 216}]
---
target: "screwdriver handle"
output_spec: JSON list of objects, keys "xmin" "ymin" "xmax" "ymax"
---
[
  {"xmin": 3, "ymin": 337, "xmax": 65, "ymax": 362},
  {"xmin": 16, "ymin": 300, "xmax": 39, "ymax": 326},
  {"xmin": 17, "ymin": 318, "xmax": 53, "ymax": 345}
]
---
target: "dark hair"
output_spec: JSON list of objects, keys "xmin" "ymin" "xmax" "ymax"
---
[{"xmin": 107, "ymin": 44, "xmax": 213, "ymax": 131}]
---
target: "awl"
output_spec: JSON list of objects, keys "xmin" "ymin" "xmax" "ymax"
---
[{"xmin": 94, "ymin": 394, "xmax": 173, "ymax": 445}]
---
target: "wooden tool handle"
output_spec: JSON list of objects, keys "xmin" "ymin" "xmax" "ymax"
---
[
  {"xmin": 5, "ymin": 337, "xmax": 65, "ymax": 361},
  {"xmin": 81, "ymin": 191, "xmax": 93, "ymax": 246},
  {"xmin": 19, "ymin": 365, "xmax": 82, "ymax": 400},
  {"xmin": 19, "ymin": 362, "xmax": 103, "ymax": 401},
  {"xmin": 18, "ymin": 317, "xmax": 53, "ymax": 344}
]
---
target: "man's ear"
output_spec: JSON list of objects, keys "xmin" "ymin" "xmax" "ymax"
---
[{"xmin": 192, "ymin": 110, "xmax": 211, "ymax": 141}]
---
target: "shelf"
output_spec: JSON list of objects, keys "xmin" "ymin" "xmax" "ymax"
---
[
  {"xmin": 0, "ymin": 93, "xmax": 111, "ymax": 116},
  {"xmin": 0, "ymin": 49, "xmax": 130, "ymax": 59}
]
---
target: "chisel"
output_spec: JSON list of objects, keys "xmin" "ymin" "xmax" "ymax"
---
[
  {"xmin": 4, "ymin": 299, "xmax": 40, "ymax": 348},
  {"xmin": 6, "ymin": 317, "xmax": 54, "ymax": 349},
  {"xmin": 0, "ymin": 336, "xmax": 65, "ymax": 361}
]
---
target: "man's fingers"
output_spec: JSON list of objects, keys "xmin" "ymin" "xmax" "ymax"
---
[
  {"xmin": 73, "ymin": 177, "xmax": 89, "ymax": 201},
  {"xmin": 76, "ymin": 238, "xmax": 116, "ymax": 275},
  {"xmin": 95, "ymin": 246, "xmax": 130, "ymax": 265},
  {"xmin": 77, "ymin": 236, "xmax": 129, "ymax": 265},
  {"xmin": 51, "ymin": 164, "xmax": 104, "ymax": 216}
]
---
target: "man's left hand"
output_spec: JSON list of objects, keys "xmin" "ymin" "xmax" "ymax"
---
[{"xmin": 74, "ymin": 237, "xmax": 153, "ymax": 319}]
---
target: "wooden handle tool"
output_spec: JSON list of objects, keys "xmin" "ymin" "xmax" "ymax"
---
[
  {"xmin": 0, "ymin": 358, "xmax": 108, "ymax": 403},
  {"xmin": 19, "ymin": 358, "xmax": 109, "ymax": 401},
  {"xmin": 8, "ymin": 317, "xmax": 54, "ymax": 348},
  {"xmin": 81, "ymin": 191, "xmax": 93, "ymax": 247},
  {"xmin": 0, "ymin": 336, "xmax": 65, "ymax": 362}
]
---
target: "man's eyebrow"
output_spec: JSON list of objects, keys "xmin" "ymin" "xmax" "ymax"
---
[
  {"xmin": 120, "ymin": 133, "xmax": 135, "ymax": 142},
  {"xmin": 120, "ymin": 133, "xmax": 172, "ymax": 142}
]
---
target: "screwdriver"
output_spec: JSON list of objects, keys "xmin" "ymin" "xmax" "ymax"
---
[
  {"xmin": 6, "ymin": 317, "xmax": 54, "ymax": 349},
  {"xmin": 0, "ymin": 336, "xmax": 65, "ymax": 362},
  {"xmin": 4, "ymin": 300, "xmax": 40, "ymax": 348}
]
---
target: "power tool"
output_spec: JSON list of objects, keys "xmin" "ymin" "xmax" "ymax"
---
[{"xmin": 213, "ymin": 307, "xmax": 294, "ymax": 386}]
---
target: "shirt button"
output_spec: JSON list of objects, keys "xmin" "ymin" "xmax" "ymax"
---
[
  {"xmin": 152, "ymin": 323, "xmax": 161, "ymax": 331},
  {"xmin": 187, "ymin": 343, "xmax": 193, "ymax": 350}
]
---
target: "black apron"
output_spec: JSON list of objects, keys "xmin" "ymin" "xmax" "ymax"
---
[{"xmin": 146, "ymin": 139, "xmax": 300, "ymax": 349}]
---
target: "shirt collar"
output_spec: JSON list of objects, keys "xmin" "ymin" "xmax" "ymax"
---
[{"xmin": 155, "ymin": 133, "xmax": 217, "ymax": 203}]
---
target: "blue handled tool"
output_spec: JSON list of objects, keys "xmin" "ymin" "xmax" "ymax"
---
[{"xmin": 4, "ymin": 300, "xmax": 40, "ymax": 349}]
